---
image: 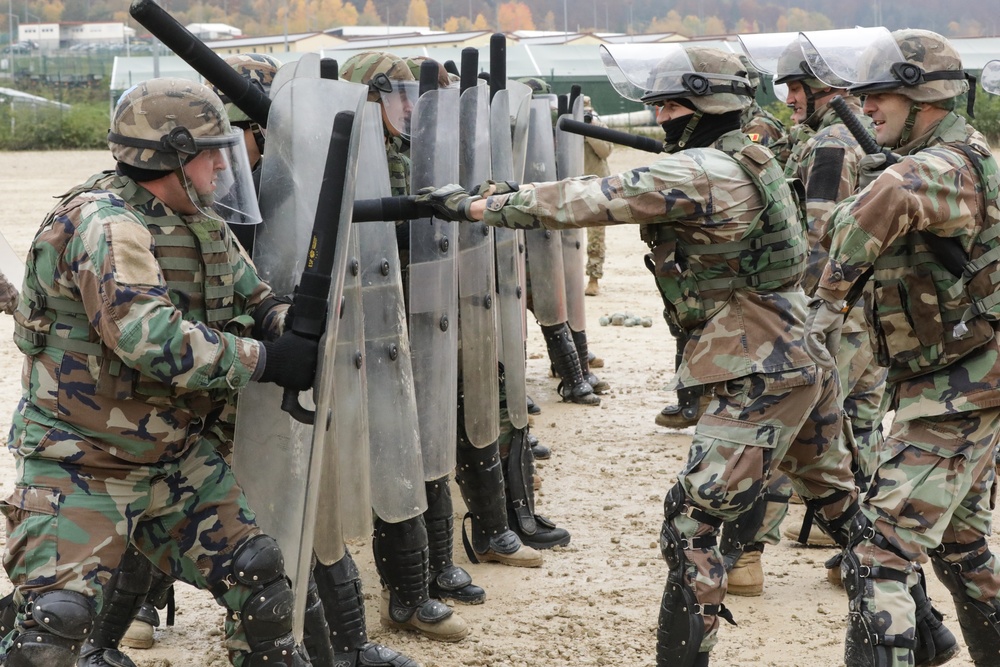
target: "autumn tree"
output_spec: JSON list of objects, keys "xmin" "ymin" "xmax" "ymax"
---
[
  {"xmin": 405, "ymin": 0, "xmax": 429, "ymax": 26},
  {"xmin": 444, "ymin": 16, "xmax": 472, "ymax": 31},
  {"xmin": 357, "ymin": 0, "xmax": 383, "ymax": 26},
  {"xmin": 472, "ymin": 13, "xmax": 490, "ymax": 29},
  {"xmin": 542, "ymin": 10, "xmax": 555, "ymax": 31},
  {"xmin": 497, "ymin": 1, "xmax": 534, "ymax": 31}
]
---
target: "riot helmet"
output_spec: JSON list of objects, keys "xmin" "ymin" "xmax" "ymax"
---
[
  {"xmin": 207, "ymin": 53, "xmax": 279, "ymax": 162},
  {"xmin": 109, "ymin": 78, "xmax": 261, "ymax": 225},
  {"xmin": 340, "ymin": 51, "xmax": 418, "ymax": 139}
]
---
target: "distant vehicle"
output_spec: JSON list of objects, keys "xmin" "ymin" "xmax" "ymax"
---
[{"xmin": 3, "ymin": 42, "xmax": 32, "ymax": 54}]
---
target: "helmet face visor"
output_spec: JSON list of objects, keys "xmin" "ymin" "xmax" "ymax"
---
[
  {"xmin": 797, "ymin": 27, "xmax": 896, "ymax": 90},
  {"xmin": 983, "ymin": 59, "xmax": 1000, "ymax": 96},
  {"xmin": 180, "ymin": 129, "xmax": 262, "ymax": 225},
  {"xmin": 373, "ymin": 76, "xmax": 417, "ymax": 139}
]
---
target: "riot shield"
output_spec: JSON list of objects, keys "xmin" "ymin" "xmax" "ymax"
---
[
  {"xmin": 269, "ymin": 53, "xmax": 320, "ymax": 98},
  {"xmin": 232, "ymin": 76, "xmax": 366, "ymax": 636},
  {"xmin": 507, "ymin": 80, "xmax": 533, "ymax": 183},
  {"xmin": 357, "ymin": 102, "xmax": 426, "ymax": 522},
  {"xmin": 557, "ymin": 94, "xmax": 587, "ymax": 332},
  {"xmin": 409, "ymin": 85, "xmax": 461, "ymax": 480},
  {"xmin": 490, "ymin": 89, "xmax": 528, "ymax": 430},
  {"xmin": 522, "ymin": 97, "xmax": 567, "ymax": 328},
  {"xmin": 457, "ymin": 82, "xmax": 500, "ymax": 448},
  {"xmin": 316, "ymin": 227, "xmax": 371, "ymax": 559}
]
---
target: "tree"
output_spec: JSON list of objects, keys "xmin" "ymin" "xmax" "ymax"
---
[
  {"xmin": 472, "ymin": 13, "xmax": 490, "ymax": 30},
  {"xmin": 445, "ymin": 15, "xmax": 473, "ymax": 31},
  {"xmin": 357, "ymin": 0, "xmax": 383, "ymax": 26},
  {"xmin": 497, "ymin": 1, "xmax": 534, "ymax": 31},
  {"xmin": 405, "ymin": 0, "xmax": 429, "ymax": 26},
  {"xmin": 542, "ymin": 10, "xmax": 555, "ymax": 31}
]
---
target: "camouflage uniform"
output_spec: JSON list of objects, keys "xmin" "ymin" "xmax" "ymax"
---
[
  {"xmin": 741, "ymin": 102, "xmax": 785, "ymax": 149},
  {"xmin": 481, "ymin": 46, "xmax": 859, "ymax": 664},
  {"xmin": 582, "ymin": 108, "xmax": 613, "ymax": 282},
  {"xmin": 809, "ymin": 29, "xmax": 1000, "ymax": 667},
  {"xmin": 1, "ymin": 79, "xmax": 313, "ymax": 667},
  {"xmin": 733, "ymin": 98, "xmax": 888, "ymax": 563}
]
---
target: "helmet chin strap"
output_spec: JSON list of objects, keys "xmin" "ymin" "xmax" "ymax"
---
[
  {"xmin": 661, "ymin": 111, "xmax": 704, "ymax": 152},
  {"xmin": 897, "ymin": 102, "xmax": 921, "ymax": 147}
]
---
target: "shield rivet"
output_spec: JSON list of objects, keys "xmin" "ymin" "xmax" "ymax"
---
[
  {"xmin": 350, "ymin": 258, "xmax": 360, "ymax": 276},
  {"xmin": 354, "ymin": 352, "xmax": 363, "ymax": 369},
  {"xmin": 380, "ymin": 259, "xmax": 390, "ymax": 276},
  {"xmin": 544, "ymin": 230, "xmax": 552, "ymax": 239},
  {"xmin": 389, "ymin": 345, "xmax": 398, "ymax": 360},
  {"xmin": 440, "ymin": 315, "xmax": 449, "ymax": 331},
  {"xmin": 439, "ymin": 237, "xmax": 450, "ymax": 253},
  {"xmin": 515, "ymin": 286, "xmax": 522, "ymax": 298},
  {"xmin": 484, "ymin": 295, "xmax": 492, "ymax": 309}
]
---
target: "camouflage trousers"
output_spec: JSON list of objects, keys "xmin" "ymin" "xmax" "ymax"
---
[
  {"xmin": 0, "ymin": 418, "xmax": 266, "ymax": 665},
  {"xmin": 663, "ymin": 365, "xmax": 857, "ymax": 653},
  {"xmin": 586, "ymin": 226, "xmax": 605, "ymax": 279},
  {"xmin": 749, "ymin": 325, "xmax": 888, "ymax": 546},
  {"xmin": 847, "ymin": 408, "xmax": 1000, "ymax": 666}
]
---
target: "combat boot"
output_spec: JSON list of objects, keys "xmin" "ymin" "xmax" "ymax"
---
[
  {"xmin": 373, "ymin": 516, "xmax": 470, "ymax": 643},
  {"xmin": 656, "ymin": 387, "xmax": 710, "ymax": 428},
  {"xmin": 312, "ymin": 552, "xmax": 420, "ymax": 667},
  {"xmin": 504, "ymin": 428, "xmax": 571, "ymax": 550},
  {"xmin": 541, "ymin": 323, "xmax": 600, "ymax": 405},
  {"xmin": 526, "ymin": 395, "xmax": 541, "ymax": 415},
  {"xmin": 457, "ymin": 439, "xmax": 543, "ymax": 568},
  {"xmin": 572, "ymin": 328, "xmax": 610, "ymax": 393},
  {"xmin": 527, "ymin": 432, "xmax": 550, "ymax": 460},
  {"xmin": 585, "ymin": 277, "xmax": 599, "ymax": 296},
  {"xmin": 120, "ymin": 566, "xmax": 174, "ymax": 651},
  {"xmin": 726, "ymin": 548, "xmax": 764, "ymax": 597},
  {"xmin": 910, "ymin": 573, "xmax": 959, "ymax": 667},
  {"xmin": 424, "ymin": 476, "xmax": 486, "ymax": 603}
]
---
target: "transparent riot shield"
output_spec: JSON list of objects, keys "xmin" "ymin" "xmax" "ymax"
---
[
  {"xmin": 409, "ymin": 86, "xmax": 461, "ymax": 480},
  {"xmin": 357, "ymin": 102, "xmax": 426, "ymax": 522},
  {"xmin": 457, "ymin": 82, "xmax": 500, "ymax": 448},
  {"xmin": 557, "ymin": 94, "xmax": 588, "ymax": 333},
  {"xmin": 522, "ymin": 97, "xmax": 567, "ymax": 327},
  {"xmin": 0, "ymin": 230, "xmax": 24, "ymax": 294},
  {"xmin": 233, "ymin": 76, "xmax": 366, "ymax": 637},
  {"xmin": 507, "ymin": 80, "xmax": 533, "ymax": 183},
  {"xmin": 490, "ymin": 88, "xmax": 528, "ymax": 430}
]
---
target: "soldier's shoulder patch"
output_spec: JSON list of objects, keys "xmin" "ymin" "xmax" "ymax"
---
[{"xmin": 747, "ymin": 133, "xmax": 763, "ymax": 143}]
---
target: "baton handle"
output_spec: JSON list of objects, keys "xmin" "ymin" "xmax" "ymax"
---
[
  {"xmin": 557, "ymin": 117, "xmax": 664, "ymax": 154},
  {"xmin": 829, "ymin": 95, "xmax": 896, "ymax": 165},
  {"xmin": 353, "ymin": 196, "xmax": 434, "ymax": 222}
]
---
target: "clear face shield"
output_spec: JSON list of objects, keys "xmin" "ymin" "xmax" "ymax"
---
[
  {"xmin": 369, "ymin": 73, "xmax": 417, "ymax": 140},
  {"xmin": 738, "ymin": 31, "xmax": 800, "ymax": 100},
  {"xmin": 797, "ymin": 27, "xmax": 896, "ymax": 90},
  {"xmin": 600, "ymin": 43, "xmax": 750, "ymax": 107},
  {"xmin": 175, "ymin": 128, "xmax": 263, "ymax": 225},
  {"xmin": 983, "ymin": 60, "xmax": 1000, "ymax": 96}
]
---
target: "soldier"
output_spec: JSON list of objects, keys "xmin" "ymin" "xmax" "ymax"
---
[
  {"xmin": 581, "ymin": 96, "xmax": 613, "ymax": 298},
  {"xmin": 0, "ymin": 78, "xmax": 317, "ymax": 667},
  {"xmin": 340, "ymin": 51, "xmax": 473, "ymax": 644},
  {"xmin": 418, "ymin": 45, "xmax": 864, "ymax": 666},
  {"xmin": 804, "ymin": 29, "xmax": 1000, "ymax": 667},
  {"xmin": 724, "ymin": 34, "xmax": 889, "ymax": 597}
]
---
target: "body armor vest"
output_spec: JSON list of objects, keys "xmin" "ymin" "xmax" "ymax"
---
[
  {"xmin": 14, "ymin": 171, "xmax": 240, "ymax": 408},
  {"xmin": 642, "ymin": 133, "xmax": 806, "ymax": 331},
  {"xmin": 871, "ymin": 142, "xmax": 1000, "ymax": 381}
]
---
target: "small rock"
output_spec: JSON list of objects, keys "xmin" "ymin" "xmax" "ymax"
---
[
  {"xmin": 599, "ymin": 315, "xmax": 611, "ymax": 326},
  {"xmin": 641, "ymin": 317, "xmax": 653, "ymax": 327}
]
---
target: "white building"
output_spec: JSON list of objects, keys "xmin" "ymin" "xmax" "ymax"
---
[{"xmin": 18, "ymin": 21, "xmax": 135, "ymax": 50}]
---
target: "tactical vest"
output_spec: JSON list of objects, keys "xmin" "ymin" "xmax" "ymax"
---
[
  {"xmin": 871, "ymin": 142, "xmax": 1000, "ymax": 380},
  {"xmin": 14, "ymin": 171, "xmax": 242, "ymax": 407},
  {"xmin": 642, "ymin": 134, "xmax": 805, "ymax": 331}
]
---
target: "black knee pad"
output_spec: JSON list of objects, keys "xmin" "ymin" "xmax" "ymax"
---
[
  {"xmin": 230, "ymin": 535, "xmax": 294, "ymax": 651},
  {"xmin": 5, "ymin": 590, "xmax": 95, "ymax": 667},
  {"xmin": 656, "ymin": 569, "xmax": 704, "ymax": 667}
]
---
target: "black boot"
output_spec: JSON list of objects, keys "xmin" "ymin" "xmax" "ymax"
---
[
  {"xmin": 541, "ymin": 323, "xmax": 599, "ymax": 405},
  {"xmin": 301, "ymin": 573, "xmax": 336, "ymax": 667},
  {"xmin": 373, "ymin": 516, "xmax": 469, "ymax": 642},
  {"xmin": 79, "ymin": 547, "xmax": 152, "ymax": 666},
  {"xmin": 504, "ymin": 427, "xmax": 571, "ymax": 550},
  {"xmin": 910, "ymin": 570, "xmax": 959, "ymax": 667},
  {"xmin": 313, "ymin": 551, "xmax": 419, "ymax": 666},
  {"xmin": 931, "ymin": 541, "xmax": 1000, "ymax": 667},
  {"xmin": 657, "ymin": 325, "xmax": 707, "ymax": 427},
  {"xmin": 456, "ymin": 438, "xmax": 542, "ymax": 568},
  {"xmin": 526, "ymin": 395, "xmax": 541, "ymax": 415},
  {"xmin": 527, "ymin": 431, "xmax": 550, "ymax": 460},
  {"xmin": 424, "ymin": 476, "xmax": 486, "ymax": 603},
  {"xmin": 571, "ymin": 328, "xmax": 609, "ymax": 393}
]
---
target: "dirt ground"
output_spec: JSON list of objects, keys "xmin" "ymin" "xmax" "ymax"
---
[{"xmin": 0, "ymin": 148, "xmax": 995, "ymax": 667}]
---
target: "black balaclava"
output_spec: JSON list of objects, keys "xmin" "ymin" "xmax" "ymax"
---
[{"xmin": 661, "ymin": 98, "xmax": 742, "ymax": 152}]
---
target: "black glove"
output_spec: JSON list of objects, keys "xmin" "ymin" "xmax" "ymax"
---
[
  {"xmin": 414, "ymin": 184, "xmax": 480, "ymax": 222},
  {"xmin": 258, "ymin": 331, "xmax": 319, "ymax": 391},
  {"xmin": 469, "ymin": 179, "xmax": 519, "ymax": 198}
]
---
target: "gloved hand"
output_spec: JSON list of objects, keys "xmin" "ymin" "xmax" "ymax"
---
[
  {"xmin": 252, "ymin": 294, "xmax": 293, "ymax": 340},
  {"xmin": 415, "ymin": 184, "xmax": 480, "ymax": 222},
  {"xmin": 857, "ymin": 151, "xmax": 899, "ymax": 191},
  {"xmin": 803, "ymin": 298, "xmax": 847, "ymax": 370},
  {"xmin": 258, "ymin": 330, "xmax": 319, "ymax": 391},
  {"xmin": 470, "ymin": 179, "xmax": 519, "ymax": 198}
]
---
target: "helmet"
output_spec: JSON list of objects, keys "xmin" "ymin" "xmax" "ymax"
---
[
  {"xmin": 643, "ymin": 46, "xmax": 752, "ymax": 114},
  {"xmin": 340, "ymin": 50, "xmax": 414, "ymax": 100},
  {"xmin": 109, "ymin": 77, "xmax": 235, "ymax": 171},
  {"xmin": 210, "ymin": 53, "xmax": 279, "ymax": 124},
  {"xmin": 405, "ymin": 56, "xmax": 454, "ymax": 89},
  {"xmin": 517, "ymin": 77, "xmax": 552, "ymax": 95},
  {"xmin": 851, "ymin": 29, "xmax": 968, "ymax": 104},
  {"xmin": 773, "ymin": 40, "xmax": 827, "ymax": 89}
]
